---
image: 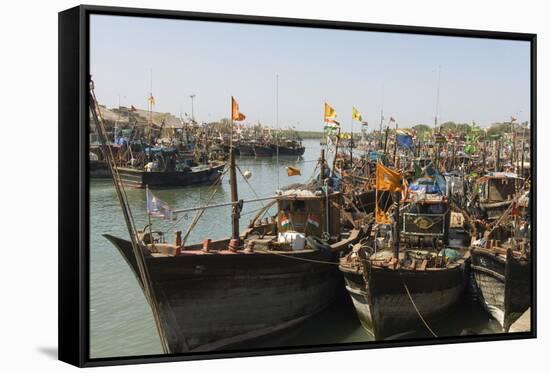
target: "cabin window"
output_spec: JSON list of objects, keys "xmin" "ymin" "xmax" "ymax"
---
[{"xmin": 291, "ymin": 200, "xmax": 306, "ymax": 212}]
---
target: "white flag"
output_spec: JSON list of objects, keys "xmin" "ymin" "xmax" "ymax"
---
[{"xmin": 146, "ymin": 186, "xmax": 174, "ymax": 220}]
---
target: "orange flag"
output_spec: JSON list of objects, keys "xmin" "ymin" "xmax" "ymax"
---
[
  {"xmin": 287, "ymin": 166, "xmax": 301, "ymax": 176},
  {"xmin": 375, "ymin": 205, "xmax": 392, "ymax": 224},
  {"xmin": 231, "ymin": 97, "xmax": 246, "ymax": 121},
  {"xmin": 376, "ymin": 162, "xmax": 402, "ymax": 192}
]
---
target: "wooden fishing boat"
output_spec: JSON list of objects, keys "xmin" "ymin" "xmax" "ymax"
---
[
  {"xmin": 340, "ymin": 167, "xmax": 468, "ymax": 340},
  {"xmin": 222, "ymin": 143, "xmax": 240, "ymax": 156},
  {"xmin": 470, "ymin": 242, "xmax": 531, "ymax": 332},
  {"xmin": 470, "ymin": 173, "xmax": 520, "ymax": 220},
  {"xmin": 340, "ymin": 244, "xmax": 469, "ymax": 340},
  {"xmin": 116, "ymin": 162, "xmax": 225, "ymax": 188},
  {"xmin": 253, "ymin": 143, "xmax": 274, "ymax": 157},
  {"xmin": 105, "ymin": 179, "xmax": 362, "ymax": 352},
  {"xmin": 89, "ymin": 144, "xmax": 125, "ymax": 178},
  {"xmin": 89, "ymin": 81, "xmax": 365, "ymax": 353},
  {"xmin": 273, "ymin": 140, "xmax": 305, "ymax": 156},
  {"xmin": 469, "ymin": 194, "xmax": 532, "ymax": 332},
  {"xmin": 237, "ymin": 142, "xmax": 255, "ymax": 156}
]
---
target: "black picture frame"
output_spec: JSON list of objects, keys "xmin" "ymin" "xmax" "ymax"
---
[{"xmin": 59, "ymin": 4, "xmax": 537, "ymax": 367}]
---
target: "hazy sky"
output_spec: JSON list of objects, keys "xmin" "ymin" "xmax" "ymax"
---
[{"xmin": 90, "ymin": 15, "xmax": 531, "ymax": 132}]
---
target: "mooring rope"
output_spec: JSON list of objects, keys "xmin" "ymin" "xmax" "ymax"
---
[
  {"xmin": 398, "ymin": 269, "xmax": 438, "ymax": 338},
  {"xmin": 253, "ymin": 249, "xmax": 340, "ymax": 266}
]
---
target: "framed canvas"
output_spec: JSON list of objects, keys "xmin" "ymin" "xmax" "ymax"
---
[{"xmin": 58, "ymin": 4, "xmax": 536, "ymax": 367}]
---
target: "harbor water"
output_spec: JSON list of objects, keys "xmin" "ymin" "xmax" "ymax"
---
[{"xmin": 89, "ymin": 139, "xmax": 502, "ymax": 359}]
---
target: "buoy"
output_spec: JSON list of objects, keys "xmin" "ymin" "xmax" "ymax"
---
[{"xmin": 243, "ymin": 170, "xmax": 252, "ymax": 179}]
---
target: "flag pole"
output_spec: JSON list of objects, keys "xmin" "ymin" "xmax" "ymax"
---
[
  {"xmin": 348, "ymin": 107, "xmax": 354, "ymax": 168},
  {"xmin": 229, "ymin": 97, "xmax": 239, "ymax": 242},
  {"xmin": 276, "ymin": 74, "xmax": 280, "ymax": 189}
]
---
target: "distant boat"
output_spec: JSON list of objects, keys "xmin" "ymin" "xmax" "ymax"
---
[
  {"xmin": 89, "ymin": 144, "xmax": 125, "ymax": 178},
  {"xmin": 253, "ymin": 143, "xmax": 274, "ymax": 157},
  {"xmin": 237, "ymin": 142, "xmax": 255, "ymax": 156},
  {"xmin": 116, "ymin": 146, "xmax": 225, "ymax": 188},
  {"xmin": 116, "ymin": 162, "xmax": 225, "ymax": 188},
  {"xmin": 273, "ymin": 139, "xmax": 305, "ymax": 156}
]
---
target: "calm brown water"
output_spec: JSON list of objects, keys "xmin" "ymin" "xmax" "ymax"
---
[{"xmin": 89, "ymin": 139, "xmax": 501, "ymax": 359}]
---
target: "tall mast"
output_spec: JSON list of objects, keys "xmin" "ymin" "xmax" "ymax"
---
[
  {"xmin": 276, "ymin": 73, "xmax": 280, "ymax": 189},
  {"xmin": 149, "ymin": 68, "xmax": 153, "ymax": 129},
  {"xmin": 229, "ymin": 98, "xmax": 240, "ymax": 242},
  {"xmin": 148, "ymin": 68, "xmax": 153, "ymax": 150},
  {"xmin": 379, "ymin": 109, "xmax": 384, "ymax": 149},
  {"xmin": 393, "ymin": 122, "xmax": 398, "ymax": 167},
  {"xmin": 434, "ymin": 65, "xmax": 441, "ymax": 132}
]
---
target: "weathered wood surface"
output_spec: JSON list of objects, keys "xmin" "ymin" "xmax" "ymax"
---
[
  {"xmin": 470, "ymin": 247, "xmax": 531, "ymax": 331},
  {"xmin": 105, "ymin": 234, "xmax": 347, "ymax": 352},
  {"xmin": 340, "ymin": 258, "xmax": 468, "ymax": 340}
]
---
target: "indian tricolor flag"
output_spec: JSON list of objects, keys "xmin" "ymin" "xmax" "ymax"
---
[
  {"xmin": 280, "ymin": 213, "xmax": 291, "ymax": 229},
  {"xmin": 307, "ymin": 214, "xmax": 321, "ymax": 228}
]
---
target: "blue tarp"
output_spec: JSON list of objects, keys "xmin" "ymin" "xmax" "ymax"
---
[{"xmin": 396, "ymin": 134, "xmax": 413, "ymax": 149}]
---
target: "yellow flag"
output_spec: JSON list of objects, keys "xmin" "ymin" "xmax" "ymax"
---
[
  {"xmin": 148, "ymin": 94, "xmax": 155, "ymax": 106},
  {"xmin": 376, "ymin": 162, "xmax": 402, "ymax": 192},
  {"xmin": 324, "ymin": 102, "xmax": 337, "ymax": 120},
  {"xmin": 352, "ymin": 106, "xmax": 363, "ymax": 122},
  {"xmin": 287, "ymin": 166, "xmax": 301, "ymax": 176}
]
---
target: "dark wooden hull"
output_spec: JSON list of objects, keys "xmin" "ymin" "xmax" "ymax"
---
[
  {"xmin": 470, "ymin": 248, "xmax": 531, "ymax": 331},
  {"xmin": 221, "ymin": 144, "xmax": 240, "ymax": 155},
  {"xmin": 253, "ymin": 145, "xmax": 274, "ymax": 157},
  {"xmin": 340, "ymin": 260, "xmax": 468, "ymax": 339},
  {"xmin": 89, "ymin": 160, "xmax": 111, "ymax": 178},
  {"xmin": 104, "ymin": 235, "xmax": 343, "ymax": 352},
  {"xmin": 273, "ymin": 145, "xmax": 305, "ymax": 156},
  {"xmin": 238, "ymin": 144, "xmax": 255, "ymax": 156},
  {"xmin": 479, "ymin": 200, "xmax": 513, "ymax": 220},
  {"xmin": 116, "ymin": 163, "xmax": 225, "ymax": 188}
]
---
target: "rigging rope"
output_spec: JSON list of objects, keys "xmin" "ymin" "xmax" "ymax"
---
[
  {"xmin": 253, "ymin": 249, "xmax": 340, "ymax": 266},
  {"xmin": 180, "ymin": 169, "xmax": 228, "ymax": 247},
  {"xmin": 90, "ymin": 83, "xmax": 173, "ymax": 353},
  {"xmin": 161, "ymin": 168, "xmax": 228, "ymax": 235}
]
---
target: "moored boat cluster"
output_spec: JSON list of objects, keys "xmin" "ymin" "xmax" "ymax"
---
[{"xmin": 90, "ymin": 83, "xmax": 532, "ymax": 352}]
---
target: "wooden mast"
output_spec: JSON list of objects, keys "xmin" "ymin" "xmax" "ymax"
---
[
  {"xmin": 495, "ymin": 137, "xmax": 501, "ymax": 172},
  {"xmin": 229, "ymin": 146, "xmax": 240, "ymax": 241},
  {"xmin": 89, "ymin": 78, "xmax": 171, "ymax": 353},
  {"xmin": 229, "ymin": 98, "xmax": 240, "ymax": 242},
  {"xmin": 392, "ymin": 192, "xmax": 400, "ymax": 260},
  {"xmin": 393, "ymin": 122, "xmax": 398, "ymax": 167}
]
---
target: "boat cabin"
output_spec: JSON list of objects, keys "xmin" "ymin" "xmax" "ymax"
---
[
  {"xmin": 401, "ymin": 177, "xmax": 450, "ymax": 242},
  {"xmin": 276, "ymin": 187, "xmax": 342, "ymax": 240},
  {"xmin": 476, "ymin": 173, "xmax": 519, "ymax": 204}
]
